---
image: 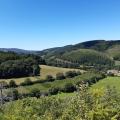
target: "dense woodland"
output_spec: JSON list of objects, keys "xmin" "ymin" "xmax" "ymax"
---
[{"xmin": 0, "ymin": 52, "xmax": 45, "ymax": 78}]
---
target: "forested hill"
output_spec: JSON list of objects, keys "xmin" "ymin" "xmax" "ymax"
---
[
  {"xmin": 36, "ymin": 40, "xmax": 120, "ymax": 68},
  {"xmin": 1, "ymin": 40, "xmax": 120, "ymax": 56},
  {"xmin": 38, "ymin": 40, "xmax": 120, "ymax": 56},
  {"xmin": 0, "ymin": 40, "xmax": 120, "ymax": 68}
]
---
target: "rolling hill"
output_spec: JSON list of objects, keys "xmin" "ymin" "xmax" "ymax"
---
[
  {"xmin": 39, "ymin": 40, "xmax": 120, "ymax": 67},
  {"xmin": 0, "ymin": 48, "xmax": 37, "ymax": 54},
  {"xmin": 38, "ymin": 40, "xmax": 120, "ymax": 57},
  {"xmin": 0, "ymin": 40, "xmax": 120, "ymax": 67},
  {"xmin": 60, "ymin": 49, "xmax": 113, "ymax": 66}
]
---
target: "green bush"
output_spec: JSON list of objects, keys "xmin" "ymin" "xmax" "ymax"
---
[
  {"xmin": 49, "ymin": 87, "xmax": 60, "ymax": 95},
  {"xmin": 2, "ymin": 86, "xmax": 120, "ymax": 120},
  {"xmin": 9, "ymin": 80, "xmax": 17, "ymax": 88},
  {"xmin": 65, "ymin": 71, "xmax": 77, "ymax": 78},
  {"xmin": 62, "ymin": 83, "xmax": 76, "ymax": 93},
  {"xmin": 46, "ymin": 75, "xmax": 55, "ymax": 82},
  {"xmin": 20, "ymin": 78, "xmax": 33, "ymax": 86},
  {"xmin": 30, "ymin": 88, "xmax": 41, "ymax": 98},
  {"xmin": 56, "ymin": 73, "xmax": 65, "ymax": 80}
]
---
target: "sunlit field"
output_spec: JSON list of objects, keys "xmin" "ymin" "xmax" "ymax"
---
[
  {"xmin": 1, "ymin": 65, "xmax": 83, "ymax": 85},
  {"xmin": 91, "ymin": 77, "xmax": 120, "ymax": 92}
]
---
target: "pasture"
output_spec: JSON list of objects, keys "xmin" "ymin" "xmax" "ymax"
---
[
  {"xmin": 91, "ymin": 77, "xmax": 120, "ymax": 92},
  {"xmin": 11, "ymin": 72, "xmax": 101, "ymax": 94},
  {"xmin": 0, "ymin": 65, "xmax": 83, "ymax": 85}
]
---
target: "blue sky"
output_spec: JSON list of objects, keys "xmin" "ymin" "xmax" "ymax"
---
[{"xmin": 0, "ymin": 0, "xmax": 120, "ymax": 50}]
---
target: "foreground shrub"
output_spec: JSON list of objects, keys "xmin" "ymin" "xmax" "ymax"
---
[{"xmin": 2, "ymin": 86, "xmax": 120, "ymax": 120}]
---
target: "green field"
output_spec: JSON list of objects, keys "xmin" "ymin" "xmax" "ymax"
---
[
  {"xmin": 5, "ymin": 72, "xmax": 100, "ymax": 94},
  {"xmin": 57, "ymin": 77, "xmax": 120, "ymax": 98},
  {"xmin": 91, "ymin": 77, "xmax": 120, "ymax": 92},
  {"xmin": 1, "ymin": 65, "xmax": 83, "ymax": 85},
  {"xmin": 15, "ymin": 75, "xmax": 84, "ymax": 94}
]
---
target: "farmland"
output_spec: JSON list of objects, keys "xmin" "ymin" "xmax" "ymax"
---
[
  {"xmin": 5, "ymin": 72, "xmax": 101, "ymax": 94},
  {"xmin": 1, "ymin": 65, "xmax": 83, "ymax": 85}
]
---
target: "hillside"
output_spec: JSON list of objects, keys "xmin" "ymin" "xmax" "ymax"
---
[
  {"xmin": 59, "ymin": 49, "xmax": 113, "ymax": 66},
  {"xmin": 37, "ymin": 40, "xmax": 120, "ymax": 68},
  {"xmin": 38, "ymin": 40, "xmax": 120, "ymax": 56},
  {"xmin": 0, "ymin": 40, "xmax": 120, "ymax": 68},
  {"xmin": 91, "ymin": 77, "xmax": 120, "ymax": 93},
  {"xmin": 106, "ymin": 45, "xmax": 120, "ymax": 61},
  {"xmin": 11, "ymin": 40, "xmax": 120, "ymax": 68},
  {"xmin": 1, "ymin": 40, "xmax": 120, "ymax": 57}
]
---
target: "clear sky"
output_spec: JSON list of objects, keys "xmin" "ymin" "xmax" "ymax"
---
[{"xmin": 0, "ymin": 0, "xmax": 120, "ymax": 50}]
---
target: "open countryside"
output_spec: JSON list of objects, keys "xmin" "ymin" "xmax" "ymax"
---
[
  {"xmin": 0, "ymin": 65, "xmax": 83, "ymax": 85},
  {"xmin": 0, "ymin": 0, "xmax": 120, "ymax": 119}
]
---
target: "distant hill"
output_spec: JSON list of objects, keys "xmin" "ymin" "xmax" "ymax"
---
[
  {"xmin": 38, "ymin": 40, "xmax": 120, "ymax": 56},
  {"xmin": 0, "ymin": 40, "xmax": 120, "ymax": 67},
  {"xmin": 37, "ymin": 40, "xmax": 120, "ymax": 67},
  {"xmin": 0, "ymin": 48, "xmax": 37, "ymax": 54}
]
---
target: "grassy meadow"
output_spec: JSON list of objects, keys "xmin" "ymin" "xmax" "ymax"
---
[
  {"xmin": 91, "ymin": 76, "xmax": 120, "ymax": 92},
  {"xmin": 12, "ymin": 74, "xmax": 84, "ymax": 94}
]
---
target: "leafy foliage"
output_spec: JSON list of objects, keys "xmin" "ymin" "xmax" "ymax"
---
[
  {"xmin": 0, "ymin": 52, "xmax": 42, "ymax": 78},
  {"xmin": 1, "ymin": 86, "xmax": 120, "ymax": 120}
]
